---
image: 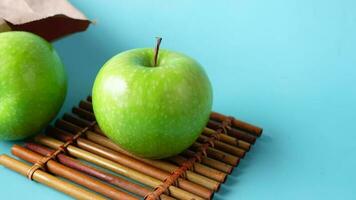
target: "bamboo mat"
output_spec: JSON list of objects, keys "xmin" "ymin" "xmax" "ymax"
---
[{"xmin": 0, "ymin": 96, "xmax": 262, "ymax": 200}]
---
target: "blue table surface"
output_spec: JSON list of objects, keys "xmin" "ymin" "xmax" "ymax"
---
[{"xmin": 1, "ymin": 0, "xmax": 356, "ymax": 199}]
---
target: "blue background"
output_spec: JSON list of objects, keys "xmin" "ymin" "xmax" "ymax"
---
[{"xmin": 1, "ymin": 0, "xmax": 356, "ymax": 199}]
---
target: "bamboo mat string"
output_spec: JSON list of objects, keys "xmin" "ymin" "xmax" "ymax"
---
[
  {"xmin": 26, "ymin": 121, "xmax": 97, "ymax": 180},
  {"xmin": 218, "ymin": 116, "xmax": 234, "ymax": 134}
]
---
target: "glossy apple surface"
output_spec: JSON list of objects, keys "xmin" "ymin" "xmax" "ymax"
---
[
  {"xmin": 0, "ymin": 32, "xmax": 67, "ymax": 140},
  {"xmin": 92, "ymin": 48, "xmax": 213, "ymax": 159}
]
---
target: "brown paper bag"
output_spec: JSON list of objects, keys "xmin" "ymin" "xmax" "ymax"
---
[{"xmin": 0, "ymin": 0, "xmax": 90, "ymax": 41}]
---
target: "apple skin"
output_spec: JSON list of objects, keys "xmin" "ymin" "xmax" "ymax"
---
[
  {"xmin": 0, "ymin": 32, "xmax": 67, "ymax": 140},
  {"xmin": 92, "ymin": 48, "xmax": 213, "ymax": 159}
]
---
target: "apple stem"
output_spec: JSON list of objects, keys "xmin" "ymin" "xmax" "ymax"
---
[{"xmin": 153, "ymin": 37, "xmax": 162, "ymax": 67}]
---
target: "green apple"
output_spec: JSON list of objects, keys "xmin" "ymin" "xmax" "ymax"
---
[
  {"xmin": 0, "ymin": 31, "xmax": 67, "ymax": 140},
  {"xmin": 92, "ymin": 45, "xmax": 213, "ymax": 159}
]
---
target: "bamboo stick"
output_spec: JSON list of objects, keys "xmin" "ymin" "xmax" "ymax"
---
[
  {"xmin": 167, "ymin": 156, "xmax": 227, "ymax": 182},
  {"xmin": 182, "ymin": 150, "xmax": 233, "ymax": 174},
  {"xmin": 11, "ymin": 145, "xmax": 138, "ymax": 200},
  {"xmin": 210, "ymin": 112, "xmax": 263, "ymax": 137},
  {"xmin": 72, "ymin": 106, "xmax": 96, "ymax": 121},
  {"xmin": 34, "ymin": 135, "xmax": 205, "ymax": 200},
  {"xmin": 48, "ymin": 128, "xmax": 214, "ymax": 198},
  {"xmin": 0, "ymin": 154, "xmax": 107, "ymax": 200},
  {"xmin": 208, "ymin": 120, "xmax": 256, "ymax": 144},
  {"xmin": 203, "ymin": 128, "xmax": 251, "ymax": 151},
  {"xmin": 63, "ymin": 112, "xmax": 103, "ymax": 135},
  {"xmin": 190, "ymin": 142, "xmax": 240, "ymax": 166},
  {"xmin": 24, "ymin": 142, "xmax": 175, "ymax": 200},
  {"xmin": 64, "ymin": 113, "xmax": 93, "ymax": 127},
  {"xmin": 79, "ymin": 100, "xmax": 93, "ymax": 112},
  {"xmin": 197, "ymin": 134, "xmax": 246, "ymax": 157}
]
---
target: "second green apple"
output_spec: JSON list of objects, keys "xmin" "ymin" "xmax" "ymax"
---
[
  {"xmin": 92, "ymin": 47, "xmax": 213, "ymax": 159},
  {"xmin": 0, "ymin": 31, "xmax": 67, "ymax": 140}
]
